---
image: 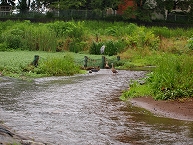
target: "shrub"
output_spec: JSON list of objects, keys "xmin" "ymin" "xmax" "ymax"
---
[
  {"xmin": 126, "ymin": 27, "xmax": 160, "ymax": 50},
  {"xmin": 38, "ymin": 54, "xmax": 80, "ymax": 76},
  {"xmin": 0, "ymin": 43, "xmax": 7, "ymax": 51},
  {"xmin": 69, "ymin": 39, "xmax": 87, "ymax": 53},
  {"xmin": 105, "ymin": 40, "xmax": 118, "ymax": 56},
  {"xmin": 1, "ymin": 28, "xmax": 24, "ymax": 49},
  {"xmin": 186, "ymin": 37, "xmax": 193, "ymax": 50},
  {"xmin": 89, "ymin": 41, "xmax": 103, "ymax": 55},
  {"xmin": 46, "ymin": 21, "xmax": 86, "ymax": 39},
  {"xmin": 6, "ymin": 34, "xmax": 22, "ymax": 49},
  {"xmin": 89, "ymin": 40, "xmax": 126, "ymax": 56},
  {"xmin": 152, "ymin": 26, "xmax": 171, "ymax": 38},
  {"xmin": 46, "ymin": 12, "xmax": 54, "ymax": 18}
]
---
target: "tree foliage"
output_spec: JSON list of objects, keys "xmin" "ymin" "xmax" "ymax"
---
[
  {"xmin": 0, "ymin": 0, "xmax": 15, "ymax": 6},
  {"xmin": 43, "ymin": 0, "xmax": 120, "ymax": 10},
  {"xmin": 17, "ymin": 0, "xmax": 30, "ymax": 13},
  {"xmin": 123, "ymin": 0, "xmax": 193, "ymax": 22}
]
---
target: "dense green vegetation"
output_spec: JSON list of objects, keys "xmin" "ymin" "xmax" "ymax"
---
[
  {"xmin": 0, "ymin": 51, "xmax": 85, "ymax": 78},
  {"xmin": 0, "ymin": 20, "xmax": 192, "ymax": 100},
  {"xmin": 120, "ymin": 54, "xmax": 193, "ymax": 100}
]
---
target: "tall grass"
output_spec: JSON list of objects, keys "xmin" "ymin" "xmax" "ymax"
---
[
  {"xmin": 122, "ymin": 54, "xmax": 193, "ymax": 100},
  {"xmin": 25, "ymin": 25, "xmax": 57, "ymax": 51},
  {"xmin": 0, "ymin": 21, "xmax": 58, "ymax": 51},
  {"xmin": 149, "ymin": 54, "xmax": 193, "ymax": 100},
  {"xmin": 1, "ymin": 20, "xmax": 193, "ymax": 53}
]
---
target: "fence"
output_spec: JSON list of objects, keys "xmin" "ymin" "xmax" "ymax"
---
[
  {"xmin": 0, "ymin": 9, "xmax": 117, "ymax": 20},
  {"xmin": 75, "ymin": 55, "xmax": 121, "ymax": 70},
  {"xmin": 0, "ymin": 9, "xmax": 193, "ymax": 28},
  {"xmin": 167, "ymin": 14, "xmax": 188, "ymax": 22}
]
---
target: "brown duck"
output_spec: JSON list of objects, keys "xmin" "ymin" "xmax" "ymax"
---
[{"xmin": 111, "ymin": 63, "xmax": 118, "ymax": 74}]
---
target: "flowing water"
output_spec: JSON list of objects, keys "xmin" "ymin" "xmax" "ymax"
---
[{"xmin": 0, "ymin": 69, "xmax": 193, "ymax": 145}]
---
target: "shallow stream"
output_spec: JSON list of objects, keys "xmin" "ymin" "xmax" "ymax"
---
[{"xmin": 0, "ymin": 69, "xmax": 193, "ymax": 144}]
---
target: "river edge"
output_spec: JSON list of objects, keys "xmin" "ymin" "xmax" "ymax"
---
[
  {"xmin": 129, "ymin": 97, "xmax": 193, "ymax": 121},
  {"xmin": 0, "ymin": 124, "xmax": 50, "ymax": 145},
  {"xmin": 1, "ymin": 98, "xmax": 193, "ymax": 144}
]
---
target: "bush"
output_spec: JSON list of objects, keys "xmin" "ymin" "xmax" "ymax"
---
[
  {"xmin": 186, "ymin": 37, "xmax": 193, "ymax": 50},
  {"xmin": 69, "ymin": 39, "xmax": 87, "ymax": 53},
  {"xmin": 38, "ymin": 54, "xmax": 80, "ymax": 76},
  {"xmin": 126, "ymin": 26, "xmax": 160, "ymax": 50},
  {"xmin": 89, "ymin": 40, "xmax": 126, "ymax": 56},
  {"xmin": 1, "ymin": 28, "xmax": 24, "ymax": 49},
  {"xmin": 6, "ymin": 35, "xmax": 22, "ymax": 49},
  {"xmin": 105, "ymin": 41, "xmax": 118, "ymax": 56},
  {"xmin": 0, "ymin": 43, "xmax": 7, "ymax": 51},
  {"xmin": 89, "ymin": 41, "xmax": 103, "ymax": 55},
  {"xmin": 45, "ymin": 12, "xmax": 54, "ymax": 18},
  {"xmin": 46, "ymin": 21, "xmax": 86, "ymax": 39}
]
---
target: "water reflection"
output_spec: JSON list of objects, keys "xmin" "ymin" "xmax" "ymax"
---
[{"xmin": 0, "ymin": 70, "xmax": 193, "ymax": 145}]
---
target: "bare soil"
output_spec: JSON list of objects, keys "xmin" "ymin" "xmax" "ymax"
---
[{"xmin": 129, "ymin": 97, "xmax": 193, "ymax": 121}]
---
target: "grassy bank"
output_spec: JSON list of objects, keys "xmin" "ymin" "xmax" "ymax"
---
[
  {"xmin": 0, "ymin": 51, "xmax": 117, "ymax": 78},
  {"xmin": 120, "ymin": 53, "xmax": 193, "ymax": 100},
  {"xmin": 0, "ymin": 51, "xmax": 83, "ymax": 78}
]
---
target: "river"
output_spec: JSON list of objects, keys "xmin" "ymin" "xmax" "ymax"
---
[{"xmin": 0, "ymin": 69, "xmax": 193, "ymax": 145}]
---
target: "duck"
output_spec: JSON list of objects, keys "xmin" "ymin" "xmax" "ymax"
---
[
  {"xmin": 91, "ymin": 66, "xmax": 100, "ymax": 72},
  {"xmin": 85, "ymin": 66, "xmax": 95, "ymax": 70},
  {"xmin": 104, "ymin": 61, "xmax": 110, "ymax": 69},
  {"xmin": 88, "ymin": 70, "xmax": 92, "ymax": 73},
  {"xmin": 111, "ymin": 63, "xmax": 118, "ymax": 74}
]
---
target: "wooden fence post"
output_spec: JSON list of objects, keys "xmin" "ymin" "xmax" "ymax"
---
[
  {"xmin": 31, "ymin": 55, "xmax": 39, "ymax": 67},
  {"xmin": 117, "ymin": 56, "xmax": 120, "ymax": 61},
  {"xmin": 102, "ymin": 56, "xmax": 105, "ymax": 69},
  {"xmin": 84, "ymin": 56, "xmax": 88, "ymax": 68}
]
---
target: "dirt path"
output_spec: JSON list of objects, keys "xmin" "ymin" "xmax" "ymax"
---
[{"xmin": 129, "ymin": 97, "xmax": 193, "ymax": 121}]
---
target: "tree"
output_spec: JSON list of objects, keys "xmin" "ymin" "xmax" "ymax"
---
[
  {"xmin": 0, "ymin": 0, "xmax": 15, "ymax": 7},
  {"xmin": 124, "ymin": 0, "xmax": 155, "ymax": 21},
  {"xmin": 122, "ymin": 0, "xmax": 193, "ymax": 22},
  {"xmin": 17, "ymin": 0, "xmax": 30, "ymax": 13},
  {"xmin": 155, "ymin": 0, "xmax": 193, "ymax": 21},
  {"xmin": 47, "ymin": 0, "xmax": 87, "ymax": 10},
  {"xmin": 46, "ymin": 0, "xmax": 120, "ymax": 10}
]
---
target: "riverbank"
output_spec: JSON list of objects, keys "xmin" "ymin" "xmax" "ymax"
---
[
  {"xmin": 0, "ymin": 124, "xmax": 50, "ymax": 145},
  {"xmin": 129, "ymin": 97, "xmax": 193, "ymax": 121}
]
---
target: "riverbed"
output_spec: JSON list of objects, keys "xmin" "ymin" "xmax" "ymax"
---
[{"xmin": 0, "ymin": 69, "xmax": 193, "ymax": 144}]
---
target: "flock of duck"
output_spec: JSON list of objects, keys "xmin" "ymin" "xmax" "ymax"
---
[{"xmin": 86, "ymin": 62, "xmax": 118, "ymax": 74}]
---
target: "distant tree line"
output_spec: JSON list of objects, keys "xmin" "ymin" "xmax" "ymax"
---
[{"xmin": 1, "ymin": 0, "xmax": 193, "ymax": 22}]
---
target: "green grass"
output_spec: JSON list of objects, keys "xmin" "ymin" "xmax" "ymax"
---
[
  {"xmin": 0, "ymin": 50, "xmax": 117, "ymax": 79},
  {"xmin": 0, "ymin": 51, "xmax": 81, "ymax": 78},
  {"xmin": 121, "ymin": 53, "xmax": 193, "ymax": 100},
  {"xmin": 120, "ymin": 81, "xmax": 152, "ymax": 101}
]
